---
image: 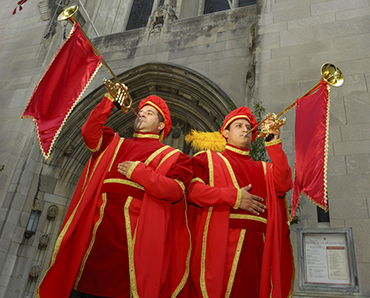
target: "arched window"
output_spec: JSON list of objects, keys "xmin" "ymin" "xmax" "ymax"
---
[{"xmin": 126, "ymin": 0, "xmax": 165, "ymax": 30}]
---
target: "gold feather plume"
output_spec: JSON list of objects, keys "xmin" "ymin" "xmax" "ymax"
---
[{"xmin": 185, "ymin": 129, "xmax": 226, "ymax": 152}]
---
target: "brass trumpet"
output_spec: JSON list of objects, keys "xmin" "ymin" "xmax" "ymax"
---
[
  {"xmin": 246, "ymin": 63, "xmax": 344, "ymax": 141},
  {"xmin": 58, "ymin": 6, "xmax": 139, "ymax": 118}
]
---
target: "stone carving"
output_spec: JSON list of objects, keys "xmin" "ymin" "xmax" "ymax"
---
[
  {"xmin": 47, "ymin": 205, "xmax": 59, "ymax": 219},
  {"xmin": 148, "ymin": 5, "xmax": 178, "ymax": 34},
  {"xmin": 29, "ymin": 265, "xmax": 42, "ymax": 278},
  {"xmin": 39, "ymin": 234, "xmax": 50, "ymax": 248}
]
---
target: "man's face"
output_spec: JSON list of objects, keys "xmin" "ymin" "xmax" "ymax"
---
[
  {"xmin": 134, "ymin": 105, "xmax": 165, "ymax": 134},
  {"xmin": 222, "ymin": 118, "xmax": 252, "ymax": 150}
]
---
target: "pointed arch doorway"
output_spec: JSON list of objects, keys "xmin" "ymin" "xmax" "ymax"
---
[{"xmin": 50, "ymin": 62, "xmax": 235, "ymax": 175}]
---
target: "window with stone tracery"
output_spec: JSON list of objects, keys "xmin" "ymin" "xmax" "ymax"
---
[
  {"xmin": 204, "ymin": 0, "xmax": 256, "ymax": 14},
  {"xmin": 126, "ymin": 0, "xmax": 165, "ymax": 30}
]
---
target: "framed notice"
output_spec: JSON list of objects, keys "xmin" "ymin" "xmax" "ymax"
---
[{"xmin": 297, "ymin": 228, "xmax": 359, "ymax": 292}]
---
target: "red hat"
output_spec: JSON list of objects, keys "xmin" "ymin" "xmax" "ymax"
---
[
  {"xmin": 139, "ymin": 95, "xmax": 172, "ymax": 141},
  {"xmin": 221, "ymin": 106, "xmax": 258, "ymax": 142}
]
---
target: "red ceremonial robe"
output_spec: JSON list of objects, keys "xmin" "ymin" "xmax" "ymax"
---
[
  {"xmin": 36, "ymin": 97, "xmax": 192, "ymax": 298},
  {"xmin": 187, "ymin": 141, "xmax": 294, "ymax": 298}
]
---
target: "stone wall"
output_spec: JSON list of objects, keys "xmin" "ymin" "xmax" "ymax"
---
[{"xmin": 256, "ymin": 0, "xmax": 370, "ymax": 296}]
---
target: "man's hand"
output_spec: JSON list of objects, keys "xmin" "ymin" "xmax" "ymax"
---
[
  {"xmin": 264, "ymin": 118, "xmax": 280, "ymax": 141},
  {"xmin": 117, "ymin": 161, "xmax": 135, "ymax": 177},
  {"xmin": 239, "ymin": 184, "xmax": 266, "ymax": 215}
]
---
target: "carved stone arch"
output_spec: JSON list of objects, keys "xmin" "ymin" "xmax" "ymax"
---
[{"xmin": 48, "ymin": 63, "xmax": 234, "ymax": 180}]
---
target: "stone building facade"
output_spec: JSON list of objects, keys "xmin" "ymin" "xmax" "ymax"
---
[{"xmin": 0, "ymin": 0, "xmax": 369, "ymax": 297}]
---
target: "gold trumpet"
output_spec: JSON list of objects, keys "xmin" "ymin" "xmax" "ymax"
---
[
  {"xmin": 58, "ymin": 6, "xmax": 140, "ymax": 118},
  {"xmin": 246, "ymin": 63, "xmax": 344, "ymax": 141}
]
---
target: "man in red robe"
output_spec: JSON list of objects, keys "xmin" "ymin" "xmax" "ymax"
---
[
  {"xmin": 187, "ymin": 107, "xmax": 295, "ymax": 298},
  {"xmin": 36, "ymin": 92, "xmax": 193, "ymax": 298}
]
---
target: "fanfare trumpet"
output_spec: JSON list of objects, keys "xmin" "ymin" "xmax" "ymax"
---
[
  {"xmin": 246, "ymin": 63, "xmax": 344, "ymax": 141},
  {"xmin": 57, "ymin": 6, "xmax": 140, "ymax": 118}
]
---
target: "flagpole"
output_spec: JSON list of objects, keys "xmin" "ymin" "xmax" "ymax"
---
[
  {"xmin": 57, "ymin": 6, "xmax": 140, "ymax": 119},
  {"xmin": 245, "ymin": 63, "xmax": 343, "ymax": 138}
]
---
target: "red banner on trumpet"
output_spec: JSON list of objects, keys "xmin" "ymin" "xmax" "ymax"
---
[
  {"xmin": 290, "ymin": 79, "xmax": 330, "ymax": 222},
  {"xmin": 21, "ymin": 23, "xmax": 102, "ymax": 159}
]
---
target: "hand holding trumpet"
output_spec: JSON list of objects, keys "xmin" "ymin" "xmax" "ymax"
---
[{"xmin": 258, "ymin": 113, "xmax": 286, "ymax": 141}]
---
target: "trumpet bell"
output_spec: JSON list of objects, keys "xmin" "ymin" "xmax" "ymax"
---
[
  {"xmin": 57, "ymin": 5, "xmax": 78, "ymax": 25},
  {"xmin": 321, "ymin": 63, "xmax": 344, "ymax": 87}
]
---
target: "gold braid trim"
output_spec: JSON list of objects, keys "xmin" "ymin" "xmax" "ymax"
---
[
  {"xmin": 229, "ymin": 214, "xmax": 267, "ymax": 224},
  {"xmin": 74, "ymin": 193, "xmax": 108, "ymax": 287},
  {"xmin": 217, "ymin": 153, "xmax": 241, "ymax": 209},
  {"xmin": 103, "ymin": 178, "xmax": 144, "ymax": 191},
  {"xmin": 157, "ymin": 149, "xmax": 180, "ymax": 168},
  {"xmin": 36, "ymin": 151, "xmax": 104, "ymax": 297},
  {"xmin": 234, "ymin": 189, "xmax": 242, "ymax": 210},
  {"xmin": 133, "ymin": 133, "xmax": 160, "ymax": 139},
  {"xmin": 225, "ymin": 230, "xmax": 246, "ymax": 298},
  {"xmin": 126, "ymin": 161, "xmax": 141, "ymax": 180},
  {"xmin": 145, "ymin": 145, "xmax": 170, "ymax": 166},
  {"xmin": 265, "ymin": 138, "xmax": 281, "ymax": 147},
  {"xmin": 125, "ymin": 196, "xmax": 139, "ymax": 297},
  {"xmin": 108, "ymin": 137, "xmax": 125, "ymax": 172},
  {"xmin": 174, "ymin": 179, "xmax": 186, "ymax": 194},
  {"xmin": 87, "ymin": 135, "xmax": 103, "ymax": 153},
  {"xmin": 262, "ymin": 162, "xmax": 268, "ymax": 209},
  {"xmin": 104, "ymin": 92, "xmax": 115, "ymax": 102},
  {"xmin": 225, "ymin": 144, "xmax": 249, "ymax": 155},
  {"xmin": 191, "ymin": 177, "xmax": 205, "ymax": 184},
  {"xmin": 200, "ymin": 207, "xmax": 212, "ymax": 298},
  {"xmin": 171, "ymin": 195, "xmax": 192, "ymax": 297}
]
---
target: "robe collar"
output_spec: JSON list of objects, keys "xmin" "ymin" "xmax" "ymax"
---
[{"xmin": 225, "ymin": 144, "xmax": 250, "ymax": 156}]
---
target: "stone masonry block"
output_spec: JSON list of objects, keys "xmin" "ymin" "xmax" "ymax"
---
[
  {"xmin": 311, "ymin": 0, "xmax": 369, "ymax": 17},
  {"xmin": 341, "ymin": 124, "xmax": 370, "ymax": 142},
  {"xmin": 258, "ymin": 22, "xmax": 287, "ymax": 35},
  {"xmin": 329, "ymin": 97, "xmax": 347, "ymax": 127},
  {"xmin": 280, "ymin": 25, "xmax": 323, "ymax": 47},
  {"xmin": 290, "ymin": 51, "xmax": 331, "ymax": 70},
  {"xmin": 320, "ymin": 15, "xmax": 370, "ymax": 41},
  {"xmin": 345, "ymin": 219, "xmax": 370, "ymax": 263},
  {"xmin": 334, "ymin": 140, "xmax": 370, "ymax": 156},
  {"xmin": 327, "ymin": 155, "xmax": 346, "ymax": 176},
  {"xmin": 43, "ymin": 193, "xmax": 68, "ymax": 207},
  {"xmin": 288, "ymin": 12, "xmax": 336, "ymax": 30},
  {"xmin": 344, "ymin": 92, "xmax": 370, "ymax": 125},
  {"xmin": 2, "ymin": 253, "xmax": 16, "ymax": 276},
  {"xmin": 257, "ymin": 13, "xmax": 273, "ymax": 26},
  {"xmin": 39, "ymin": 176, "xmax": 57, "ymax": 194},
  {"xmin": 331, "ymin": 33, "xmax": 370, "ymax": 62},
  {"xmin": 328, "ymin": 126, "xmax": 341, "ymax": 143},
  {"xmin": 258, "ymin": 57, "xmax": 289, "ymax": 74},
  {"xmin": 336, "ymin": 6, "xmax": 370, "ymax": 21},
  {"xmin": 357, "ymin": 262, "xmax": 370, "ymax": 296},
  {"xmin": 273, "ymin": 0, "xmax": 323, "ymax": 12},
  {"xmin": 329, "ymin": 197, "xmax": 368, "ymax": 219},
  {"xmin": 273, "ymin": 5, "xmax": 310, "ymax": 24},
  {"xmin": 346, "ymin": 154, "xmax": 370, "ymax": 175},
  {"xmin": 256, "ymin": 31, "xmax": 280, "ymax": 50},
  {"xmin": 328, "ymin": 174, "xmax": 370, "ymax": 198}
]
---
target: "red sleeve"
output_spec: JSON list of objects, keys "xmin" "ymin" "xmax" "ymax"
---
[
  {"xmin": 266, "ymin": 140, "xmax": 293, "ymax": 195},
  {"xmin": 81, "ymin": 96, "xmax": 116, "ymax": 159},
  {"xmin": 187, "ymin": 152, "xmax": 240, "ymax": 208},
  {"xmin": 129, "ymin": 153, "xmax": 193, "ymax": 203}
]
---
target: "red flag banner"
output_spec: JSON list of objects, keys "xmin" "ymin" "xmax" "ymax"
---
[
  {"xmin": 21, "ymin": 23, "xmax": 101, "ymax": 159},
  {"xmin": 13, "ymin": 0, "xmax": 29, "ymax": 15},
  {"xmin": 290, "ymin": 79, "xmax": 330, "ymax": 221}
]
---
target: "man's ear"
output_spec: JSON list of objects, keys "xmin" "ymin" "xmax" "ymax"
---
[
  {"xmin": 222, "ymin": 129, "xmax": 229, "ymax": 139},
  {"xmin": 158, "ymin": 122, "xmax": 165, "ymax": 131}
]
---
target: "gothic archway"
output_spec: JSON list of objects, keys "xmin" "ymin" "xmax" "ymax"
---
[{"xmin": 48, "ymin": 62, "xmax": 235, "ymax": 180}]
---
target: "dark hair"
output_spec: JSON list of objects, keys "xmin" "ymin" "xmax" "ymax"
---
[{"xmin": 157, "ymin": 111, "xmax": 164, "ymax": 123}]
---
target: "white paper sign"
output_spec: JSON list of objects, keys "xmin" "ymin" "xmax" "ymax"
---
[{"xmin": 304, "ymin": 234, "xmax": 350, "ymax": 284}]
